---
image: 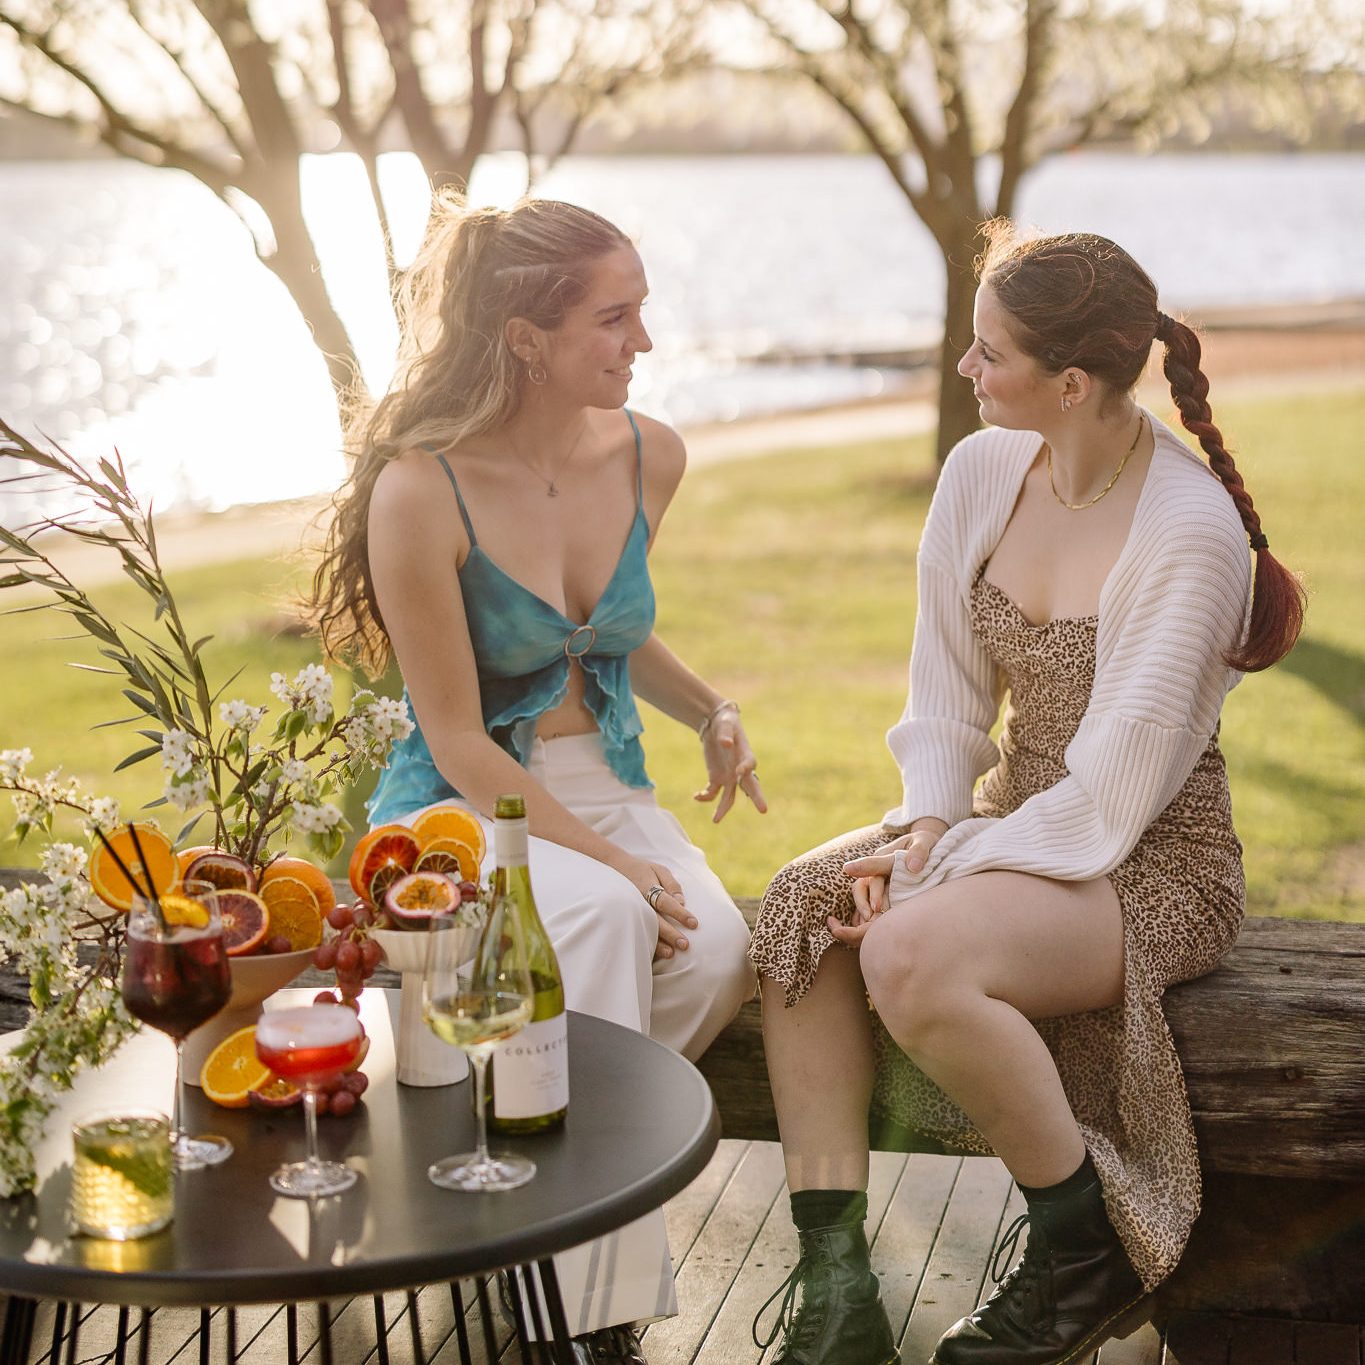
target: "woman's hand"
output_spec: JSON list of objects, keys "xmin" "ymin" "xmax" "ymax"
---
[
  {"xmin": 694, "ymin": 706, "xmax": 768, "ymax": 823},
  {"xmin": 618, "ymin": 856, "xmax": 697, "ymax": 961},
  {"xmin": 828, "ymin": 826, "xmax": 944, "ymax": 946}
]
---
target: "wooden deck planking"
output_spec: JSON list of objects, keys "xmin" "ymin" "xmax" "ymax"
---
[
  {"xmin": 897, "ymin": 1156, "xmax": 1016, "ymax": 1365},
  {"xmin": 641, "ymin": 1140, "xmax": 786, "ymax": 1365},
  {"xmin": 10, "ymin": 1140, "xmax": 1362, "ymax": 1363},
  {"xmin": 871, "ymin": 1153, "xmax": 963, "ymax": 1346}
]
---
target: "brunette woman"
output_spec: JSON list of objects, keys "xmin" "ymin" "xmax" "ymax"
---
[
  {"xmin": 311, "ymin": 195, "xmax": 763, "ymax": 1363},
  {"xmin": 748, "ymin": 225, "xmax": 1303, "ymax": 1365}
]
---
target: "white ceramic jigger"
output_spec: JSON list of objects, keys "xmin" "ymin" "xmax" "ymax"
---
[{"xmin": 371, "ymin": 927, "xmax": 475, "ymax": 1086}]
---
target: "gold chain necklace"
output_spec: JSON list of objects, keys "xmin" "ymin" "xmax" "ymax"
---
[
  {"xmin": 511, "ymin": 421, "xmax": 588, "ymax": 498},
  {"xmin": 1047, "ymin": 413, "xmax": 1145, "ymax": 510}
]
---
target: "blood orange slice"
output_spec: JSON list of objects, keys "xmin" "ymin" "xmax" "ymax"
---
[
  {"xmin": 184, "ymin": 850, "xmax": 257, "ymax": 894},
  {"xmin": 413, "ymin": 837, "xmax": 480, "ymax": 882},
  {"xmin": 216, "ymin": 889, "xmax": 270, "ymax": 957},
  {"xmin": 411, "ymin": 805, "xmax": 486, "ymax": 863},
  {"xmin": 348, "ymin": 825, "xmax": 420, "ymax": 901}
]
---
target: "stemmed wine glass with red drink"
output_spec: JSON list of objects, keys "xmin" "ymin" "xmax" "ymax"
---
[
  {"xmin": 254, "ymin": 1004, "xmax": 365, "ymax": 1197},
  {"xmin": 121, "ymin": 879, "xmax": 233, "ymax": 1170}
]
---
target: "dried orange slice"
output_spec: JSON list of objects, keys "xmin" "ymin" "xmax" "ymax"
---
[
  {"xmin": 411, "ymin": 806, "xmax": 486, "ymax": 863},
  {"xmin": 348, "ymin": 825, "xmax": 420, "ymax": 901},
  {"xmin": 216, "ymin": 889, "xmax": 270, "ymax": 957},
  {"xmin": 88, "ymin": 823, "xmax": 179, "ymax": 912},
  {"xmin": 201, "ymin": 1025, "xmax": 272, "ymax": 1108},
  {"xmin": 414, "ymin": 837, "xmax": 480, "ymax": 882},
  {"xmin": 260, "ymin": 856, "xmax": 336, "ymax": 916},
  {"xmin": 184, "ymin": 849, "xmax": 257, "ymax": 894},
  {"xmin": 258, "ymin": 875, "xmax": 323, "ymax": 951}
]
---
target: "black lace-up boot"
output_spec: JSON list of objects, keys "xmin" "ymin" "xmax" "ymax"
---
[
  {"xmin": 930, "ymin": 1157, "xmax": 1150, "ymax": 1365},
  {"xmin": 753, "ymin": 1220, "xmax": 900, "ymax": 1365}
]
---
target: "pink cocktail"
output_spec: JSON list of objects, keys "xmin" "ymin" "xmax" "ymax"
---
[{"xmin": 255, "ymin": 1005, "xmax": 364, "ymax": 1197}]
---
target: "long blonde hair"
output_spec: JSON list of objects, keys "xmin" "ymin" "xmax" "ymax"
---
[{"xmin": 308, "ymin": 193, "xmax": 630, "ymax": 674}]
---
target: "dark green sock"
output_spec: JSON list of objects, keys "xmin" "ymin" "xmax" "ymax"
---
[
  {"xmin": 1018, "ymin": 1151, "xmax": 1098, "ymax": 1206},
  {"xmin": 790, "ymin": 1188, "xmax": 868, "ymax": 1232}
]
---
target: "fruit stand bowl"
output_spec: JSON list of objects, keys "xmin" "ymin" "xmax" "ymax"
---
[
  {"xmin": 182, "ymin": 948, "xmax": 314, "ymax": 1086},
  {"xmin": 372, "ymin": 926, "xmax": 478, "ymax": 1087}
]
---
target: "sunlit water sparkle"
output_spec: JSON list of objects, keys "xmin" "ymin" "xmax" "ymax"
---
[{"xmin": 2, "ymin": 150, "xmax": 1362, "ymax": 523}]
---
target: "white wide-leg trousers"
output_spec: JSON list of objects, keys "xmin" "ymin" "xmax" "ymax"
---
[{"xmin": 397, "ymin": 733, "xmax": 756, "ymax": 1334}]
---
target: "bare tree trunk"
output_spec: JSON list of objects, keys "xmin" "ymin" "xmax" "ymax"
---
[
  {"xmin": 249, "ymin": 177, "xmax": 364, "ymax": 407},
  {"xmin": 934, "ymin": 230, "xmax": 984, "ymax": 466}
]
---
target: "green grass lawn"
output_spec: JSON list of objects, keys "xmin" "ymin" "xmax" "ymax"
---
[{"xmin": 3, "ymin": 386, "xmax": 1362, "ymax": 919}]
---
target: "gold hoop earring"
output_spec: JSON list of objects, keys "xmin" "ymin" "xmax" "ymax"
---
[{"xmin": 528, "ymin": 362, "xmax": 548, "ymax": 386}]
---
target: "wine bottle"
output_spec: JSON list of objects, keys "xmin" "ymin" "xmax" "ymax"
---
[{"xmin": 485, "ymin": 793, "xmax": 569, "ymax": 1132}]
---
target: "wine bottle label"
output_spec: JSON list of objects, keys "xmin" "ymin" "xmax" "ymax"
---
[{"xmin": 492, "ymin": 1013, "xmax": 569, "ymax": 1119}]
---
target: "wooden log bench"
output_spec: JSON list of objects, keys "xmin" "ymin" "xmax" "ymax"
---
[
  {"xmin": 3, "ymin": 870, "xmax": 1362, "ymax": 1335},
  {"xmin": 701, "ymin": 900, "xmax": 1365, "ymax": 1330}
]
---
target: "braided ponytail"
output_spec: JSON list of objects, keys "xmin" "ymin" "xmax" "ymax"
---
[{"xmin": 1157, "ymin": 313, "xmax": 1305, "ymax": 671}]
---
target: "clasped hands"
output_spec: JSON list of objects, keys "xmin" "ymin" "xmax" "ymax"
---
[{"xmin": 828, "ymin": 826, "xmax": 942, "ymax": 946}]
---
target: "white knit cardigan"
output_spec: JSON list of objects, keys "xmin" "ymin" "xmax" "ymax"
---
[{"xmin": 885, "ymin": 411, "xmax": 1253, "ymax": 903}]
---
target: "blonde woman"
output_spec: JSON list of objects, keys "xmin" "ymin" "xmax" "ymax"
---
[{"xmin": 310, "ymin": 195, "xmax": 763, "ymax": 1363}]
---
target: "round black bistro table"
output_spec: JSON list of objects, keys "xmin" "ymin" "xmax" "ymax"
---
[{"xmin": 0, "ymin": 992, "xmax": 719, "ymax": 1364}]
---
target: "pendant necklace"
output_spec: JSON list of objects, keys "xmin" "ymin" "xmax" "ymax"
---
[
  {"xmin": 513, "ymin": 421, "xmax": 587, "ymax": 498},
  {"xmin": 1047, "ymin": 412, "xmax": 1145, "ymax": 511}
]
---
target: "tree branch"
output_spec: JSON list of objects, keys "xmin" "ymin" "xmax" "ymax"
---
[{"xmin": 995, "ymin": 0, "xmax": 1055, "ymax": 218}]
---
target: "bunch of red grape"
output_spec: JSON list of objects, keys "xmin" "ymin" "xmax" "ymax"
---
[
  {"xmin": 313, "ymin": 1068, "xmax": 369, "ymax": 1118},
  {"xmin": 312, "ymin": 901, "xmax": 385, "ymax": 1008}
]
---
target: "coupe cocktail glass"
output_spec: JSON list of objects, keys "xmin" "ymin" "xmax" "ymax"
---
[{"xmin": 254, "ymin": 1004, "xmax": 365, "ymax": 1197}]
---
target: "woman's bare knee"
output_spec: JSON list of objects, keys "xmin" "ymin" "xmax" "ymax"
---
[{"xmin": 860, "ymin": 909, "xmax": 957, "ymax": 1043}]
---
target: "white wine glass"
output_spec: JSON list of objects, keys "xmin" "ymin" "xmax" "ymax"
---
[{"xmin": 422, "ymin": 909, "xmax": 535, "ymax": 1191}]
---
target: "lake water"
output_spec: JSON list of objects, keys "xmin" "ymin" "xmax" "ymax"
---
[{"xmin": 1, "ymin": 150, "xmax": 1362, "ymax": 520}]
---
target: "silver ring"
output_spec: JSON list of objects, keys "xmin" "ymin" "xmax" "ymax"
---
[{"xmin": 647, "ymin": 884, "xmax": 666, "ymax": 910}]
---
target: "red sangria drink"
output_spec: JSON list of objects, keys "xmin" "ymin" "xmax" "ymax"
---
[
  {"xmin": 255, "ymin": 1005, "xmax": 364, "ymax": 1197},
  {"xmin": 123, "ymin": 930, "xmax": 231, "ymax": 1040},
  {"xmin": 122, "ymin": 885, "xmax": 234, "ymax": 1171}
]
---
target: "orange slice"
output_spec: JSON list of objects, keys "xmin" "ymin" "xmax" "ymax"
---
[
  {"xmin": 348, "ymin": 825, "xmax": 420, "ymax": 901},
  {"xmin": 258, "ymin": 875, "xmax": 323, "ymax": 951},
  {"xmin": 414, "ymin": 837, "xmax": 480, "ymax": 882},
  {"xmin": 89, "ymin": 823, "xmax": 179, "ymax": 912},
  {"xmin": 260, "ymin": 856, "xmax": 336, "ymax": 916},
  {"xmin": 216, "ymin": 889, "xmax": 270, "ymax": 957},
  {"xmin": 201, "ymin": 1025, "xmax": 273, "ymax": 1108},
  {"xmin": 411, "ymin": 806, "xmax": 486, "ymax": 863},
  {"xmin": 158, "ymin": 893, "xmax": 211, "ymax": 930}
]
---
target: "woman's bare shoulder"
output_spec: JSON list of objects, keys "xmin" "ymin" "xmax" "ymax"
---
[
  {"xmin": 627, "ymin": 411, "xmax": 686, "ymax": 491},
  {"xmin": 371, "ymin": 449, "xmax": 454, "ymax": 521}
]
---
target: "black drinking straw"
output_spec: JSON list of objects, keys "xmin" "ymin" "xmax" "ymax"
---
[{"xmin": 96, "ymin": 825, "xmax": 167, "ymax": 931}]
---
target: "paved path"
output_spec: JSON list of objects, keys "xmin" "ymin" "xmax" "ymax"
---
[{"xmin": 26, "ymin": 332, "xmax": 1365, "ymax": 589}]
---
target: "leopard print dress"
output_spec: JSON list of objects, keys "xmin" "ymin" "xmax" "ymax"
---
[{"xmin": 748, "ymin": 571, "xmax": 1244, "ymax": 1290}]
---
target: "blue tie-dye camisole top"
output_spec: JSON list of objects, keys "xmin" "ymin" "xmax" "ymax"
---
[{"xmin": 367, "ymin": 410, "xmax": 656, "ymax": 824}]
